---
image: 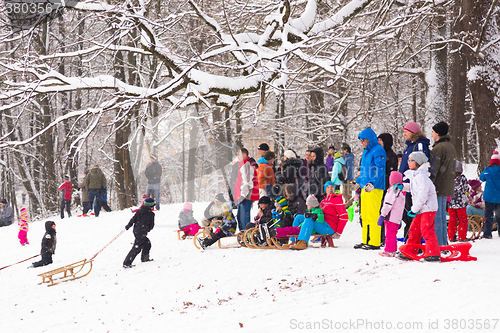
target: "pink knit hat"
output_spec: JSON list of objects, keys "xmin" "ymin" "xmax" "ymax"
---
[
  {"xmin": 490, "ymin": 151, "xmax": 500, "ymax": 166},
  {"xmin": 389, "ymin": 171, "xmax": 403, "ymax": 186},
  {"xmin": 183, "ymin": 202, "xmax": 193, "ymax": 211},
  {"xmin": 404, "ymin": 122, "xmax": 421, "ymax": 134}
]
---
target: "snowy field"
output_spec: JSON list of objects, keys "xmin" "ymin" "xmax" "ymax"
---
[
  {"xmin": 1, "ymin": 200, "xmax": 500, "ymax": 333},
  {"xmin": 1, "ymin": 165, "xmax": 500, "ymax": 333}
]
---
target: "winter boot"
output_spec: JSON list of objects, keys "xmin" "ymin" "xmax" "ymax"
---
[{"xmin": 290, "ymin": 240, "xmax": 308, "ymax": 250}]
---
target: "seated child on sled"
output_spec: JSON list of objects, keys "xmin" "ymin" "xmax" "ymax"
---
[
  {"xmin": 178, "ymin": 202, "xmax": 201, "ymax": 239},
  {"xmin": 197, "ymin": 201, "xmax": 235, "ymax": 250}
]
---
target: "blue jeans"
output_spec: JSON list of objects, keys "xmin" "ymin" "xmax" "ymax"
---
[
  {"xmin": 435, "ymin": 196, "xmax": 448, "ymax": 246},
  {"xmin": 466, "ymin": 205, "xmax": 484, "ymax": 216},
  {"xmin": 88, "ymin": 190, "xmax": 102, "ymax": 217},
  {"xmin": 146, "ymin": 183, "xmax": 161, "ymax": 210},
  {"xmin": 237, "ymin": 199, "xmax": 254, "ymax": 231},
  {"xmin": 484, "ymin": 201, "xmax": 500, "ymax": 238},
  {"xmin": 291, "ymin": 214, "xmax": 334, "ymax": 242}
]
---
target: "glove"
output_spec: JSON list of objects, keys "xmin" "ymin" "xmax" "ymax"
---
[
  {"xmin": 393, "ymin": 183, "xmax": 403, "ymax": 191},
  {"xmin": 304, "ymin": 212, "xmax": 318, "ymax": 221},
  {"xmin": 407, "ymin": 210, "xmax": 417, "ymax": 218},
  {"xmin": 377, "ymin": 215, "xmax": 385, "ymax": 226},
  {"xmin": 332, "ymin": 232, "xmax": 341, "ymax": 239},
  {"xmin": 125, "ymin": 224, "xmax": 131, "ymax": 230},
  {"xmin": 364, "ymin": 183, "xmax": 374, "ymax": 192}
]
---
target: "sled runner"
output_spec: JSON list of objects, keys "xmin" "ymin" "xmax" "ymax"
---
[
  {"xmin": 38, "ymin": 229, "xmax": 126, "ymax": 286},
  {"xmin": 193, "ymin": 220, "xmax": 238, "ymax": 249},
  {"xmin": 398, "ymin": 242, "xmax": 477, "ymax": 262}
]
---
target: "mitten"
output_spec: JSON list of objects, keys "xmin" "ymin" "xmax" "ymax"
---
[
  {"xmin": 407, "ymin": 210, "xmax": 417, "ymax": 218},
  {"xmin": 304, "ymin": 213, "xmax": 318, "ymax": 221},
  {"xmin": 393, "ymin": 183, "xmax": 403, "ymax": 191},
  {"xmin": 377, "ymin": 215, "xmax": 385, "ymax": 226},
  {"xmin": 125, "ymin": 224, "xmax": 130, "ymax": 230},
  {"xmin": 364, "ymin": 183, "xmax": 374, "ymax": 192},
  {"xmin": 332, "ymin": 232, "xmax": 341, "ymax": 239}
]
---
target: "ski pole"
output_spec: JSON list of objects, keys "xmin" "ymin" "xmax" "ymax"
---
[{"xmin": 0, "ymin": 254, "xmax": 40, "ymax": 271}]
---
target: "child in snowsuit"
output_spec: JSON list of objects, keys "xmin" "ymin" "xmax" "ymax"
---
[
  {"xmin": 479, "ymin": 151, "xmax": 500, "ymax": 239},
  {"xmin": 447, "ymin": 161, "xmax": 469, "ymax": 242},
  {"xmin": 287, "ymin": 195, "xmax": 328, "ymax": 250},
  {"xmin": 398, "ymin": 151, "xmax": 441, "ymax": 262},
  {"xmin": 18, "ymin": 207, "xmax": 29, "ymax": 246},
  {"xmin": 377, "ymin": 171, "xmax": 405, "ymax": 257},
  {"xmin": 178, "ymin": 202, "xmax": 201, "ymax": 239},
  {"xmin": 58, "ymin": 175, "xmax": 72, "ymax": 219},
  {"xmin": 31, "ymin": 221, "xmax": 57, "ymax": 268},
  {"xmin": 197, "ymin": 201, "xmax": 236, "ymax": 249},
  {"xmin": 123, "ymin": 198, "xmax": 155, "ymax": 268}
]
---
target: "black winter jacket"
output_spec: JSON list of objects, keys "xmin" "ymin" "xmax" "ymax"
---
[
  {"xmin": 41, "ymin": 221, "xmax": 57, "ymax": 255},
  {"xmin": 145, "ymin": 161, "xmax": 162, "ymax": 184},
  {"xmin": 126, "ymin": 205, "xmax": 155, "ymax": 236}
]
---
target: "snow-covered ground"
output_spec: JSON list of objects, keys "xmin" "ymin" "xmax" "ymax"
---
[
  {"xmin": 1, "ymin": 199, "xmax": 499, "ymax": 333},
  {"xmin": 2, "ymin": 164, "xmax": 499, "ymax": 332}
]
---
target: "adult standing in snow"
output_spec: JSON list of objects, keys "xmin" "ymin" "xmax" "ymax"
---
[
  {"xmin": 399, "ymin": 122, "xmax": 431, "ymax": 240},
  {"xmin": 234, "ymin": 148, "xmax": 259, "ymax": 231},
  {"xmin": 58, "ymin": 175, "xmax": 73, "ymax": 219},
  {"xmin": 378, "ymin": 133, "xmax": 399, "ymax": 192},
  {"xmin": 354, "ymin": 128, "xmax": 386, "ymax": 250},
  {"xmin": 310, "ymin": 147, "xmax": 329, "ymax": 203},
  {"xmin": 299, "ymin": 149, "xmax": 313, "ymax": 199},
  {"xmin": 0, "ymin": 198, "xmax": 14, "ymax": 226},
  {"xmin": 257, "ymin": 150, "xmax": 276, "ymax": 198},
  {"xmin": 325, "ymin": 145, "xmax": 336, "ymax": 174},
  {"xmin": 123, "ymin": 198, "xmax": 155, "ymax": 268},
  {"xmin": 85, "ymin": 165, "xmax": 107, "ymax": 217},
  {"xmin": 479, "ymin": 150, "xmax": 500, "ymax": 239},
  {"xmin": 330, "ymin": 152, "xmax": 345, "ymax": 193},
  {"xmin": 144, "ymin": 154, "xmax": 162, "ymax": 211},
  {"xmin": 79, "ymin": 170, "xmax": 91, "ymax": 217},
  {"xmin": 431, "ymin": 122, "xmax": 456, "ymax": 246}
]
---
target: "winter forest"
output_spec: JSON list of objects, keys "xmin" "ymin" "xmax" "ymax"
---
[{"xmin": 0, "ymin": 0, "xmax": 499, "ymax": 220}]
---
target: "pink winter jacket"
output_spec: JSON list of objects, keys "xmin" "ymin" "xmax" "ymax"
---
[{"xmin": 379, "ymin": 187, "xmax": 405, "ymax": 224}]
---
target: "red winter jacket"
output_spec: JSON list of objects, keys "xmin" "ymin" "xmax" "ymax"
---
[
  {"xmin": 234, "ymin": 157, "xmax": 260, "ymax": 202},
  {"xmin": 320, "ymin": 193, "xmax": 348, "ymax": 234},
  {"xmin": 59, "ymin": 181, "xmax": 73, "ymax": 200}
]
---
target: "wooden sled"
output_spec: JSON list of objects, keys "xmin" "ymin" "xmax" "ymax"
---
[
  {"xmin": 467, "ymin": 215, "xmax": 483, "ymax": 240},
  {"xmin": 193, "ymin": 220, "xmax": 240, "ymax": 249},
  {"xmin": 399, "ymin": 242, "xmax": 477, "ymax": 262},
  {"xmin": 38, "ymin": 259, "xmax": 93, "ymax": 287}
]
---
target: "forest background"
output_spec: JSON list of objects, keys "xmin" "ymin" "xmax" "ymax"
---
[{"xmin": 0, "ymin": 0, "xmax": 499, "ymax": 221}]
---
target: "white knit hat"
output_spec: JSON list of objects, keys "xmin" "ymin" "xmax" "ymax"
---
[
  {"xmin": 305, "ymin": 195, "xmax": 319, "ymax": 207},
  {"xmin": 284, "ymin": 150, "xmax": 296, "ymax": 159}
]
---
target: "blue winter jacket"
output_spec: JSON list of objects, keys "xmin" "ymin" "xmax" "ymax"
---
[
  {"xmin": 356, "ymin": 128, "xmax": 386, "ymax": 190},
  {"xmin": 344, "ymin": 153, "xmax": 354, "ymax": 181},
  {"xmin": 330, "ymin": 157, "xmax": 345, "ymax": 186},
  {"xmin": 480, "ymin": 164, "xmax": 500, "ymax": 204},
  {"xmin": 399, "ymin": 136, "xmax": 431, "ymax": 175}
]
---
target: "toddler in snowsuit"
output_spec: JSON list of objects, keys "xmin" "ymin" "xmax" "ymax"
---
[
  {"xmin": 178, "ymin": 202, "xmax": 201, "ymax": 239},
  {"xmin": 31, "ymin": 221, "xmax": 57, "ymax": 268},
  {"xmin": 377, "ymin": 171, "xmax": 405, "ymax": 257},
  {"xmin": 398, "ymin": 151, "xmax": 441, "ymax": 262},
  {"xmin": 447, "ymin": 161, "xmax": 469, "ymax": 242},
  {"xmin": 479, "ymin": 151, "xmax": 500, "ymax": 239},
  {"xmin": 123, "ymin": 198, "xmax": 155, "ymax": 268},
  {"xmin": 59, "ymin": 175, "xmax": 72, "ymax": 219},
  {"xmin": 18, "ymin": 207, "xmax": 29, "ymax": 246},
  {"xmin": 197, "ymin": 201, "xmax": 235, "ymax": 249}
]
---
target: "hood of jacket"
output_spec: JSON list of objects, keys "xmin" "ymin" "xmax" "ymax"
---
[
  {"xmin": 312, "ymin": 147, "xmax": 325, "ymax": 165},
  {"xmin": 45, "ymin": 221, "xmax": 56, "ymax": 234},
  {"xmin": 358, "ymin": 128, "xmax": 379, "ymax": 151},
  {"xmin": 378, "ymin": 133, "xmax": 394, "ymax": 150}
]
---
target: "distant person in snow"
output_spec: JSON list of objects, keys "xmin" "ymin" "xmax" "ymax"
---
[
  {"xmin": 0, "ymin": 198, "xmax": 14, "ymax": 227},
  {"xmin": 144, "ymin": 154, "xmax": 162, "ymax": 211},
  {"xmin": 59, "ymin": 175, "xmax": 73, "ymax": 219}
]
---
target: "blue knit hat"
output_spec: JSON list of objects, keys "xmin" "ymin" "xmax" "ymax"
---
[{"xmin": 324, "ymin": 180, "xmax": 335, "ymax": 193}]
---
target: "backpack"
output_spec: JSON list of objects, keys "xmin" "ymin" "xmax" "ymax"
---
[
  {"xmin": 412, "ymin": 143, "xmax": 436, "ymax": 180},
  {"xmin": 338, "ymin": 163, "xmax": 348, "ymax": 182}
]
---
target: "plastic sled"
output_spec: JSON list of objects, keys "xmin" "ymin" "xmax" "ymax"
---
[{"xmin": 399, "ymin": 242, "xmax": 477, "ymax": 262}]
